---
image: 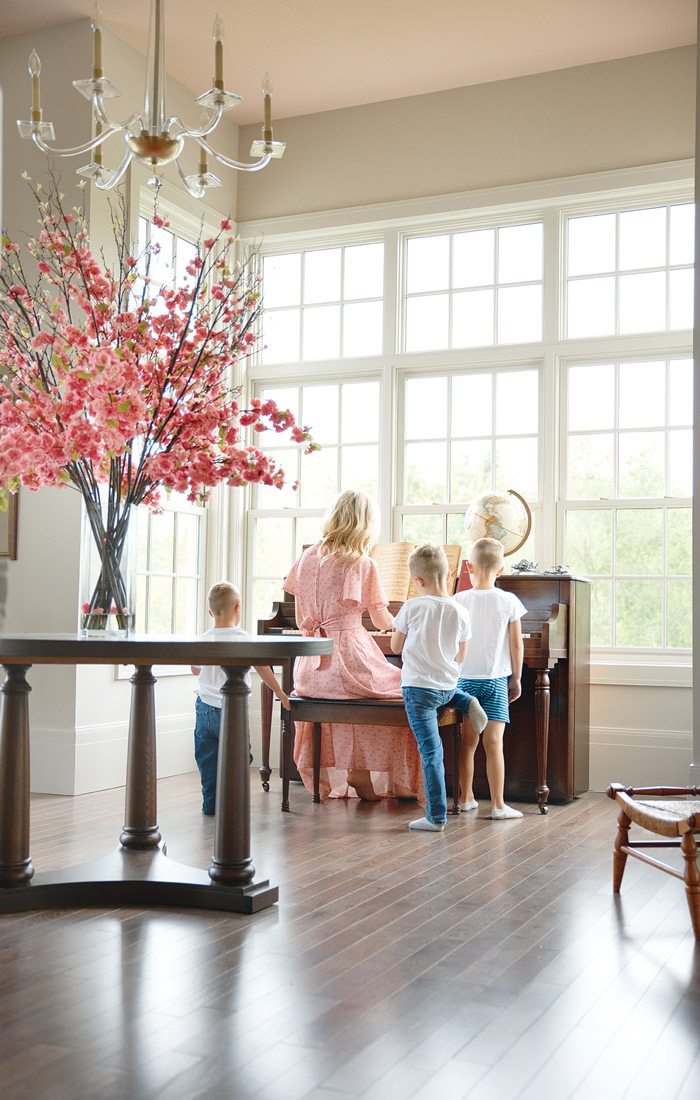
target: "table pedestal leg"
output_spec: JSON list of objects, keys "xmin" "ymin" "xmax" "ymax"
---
[
  {"xmin": 534, "ymin": 669, "xmax": 551, "ymax": 814},
  {"xmin": 120, "ymin": 665, "xmax": 161, "ymax": 850},
  {"xmin": 0, "ymin": 665, "xmax": 34, "ymax": 886},
  {"xmin": 209, "ymin": 668, "xmax": 275, "ymax": 912}
]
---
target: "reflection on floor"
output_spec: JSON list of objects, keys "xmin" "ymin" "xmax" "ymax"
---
[{"xmin": 0, "ymin": 776, "xmax": 698, "ymax": 1099}]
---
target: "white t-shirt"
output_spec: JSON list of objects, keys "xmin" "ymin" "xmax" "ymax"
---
[
  {"xmin": 453, "ymin": 587, "xmax": 527, "ymax": 680},
  {"xmin": 393, "ymin": 595, "xmax": 471, "ymax": 690},
  {"xmin": 196, "ymin": 625, "xmax": 251, "ymax": 708}
]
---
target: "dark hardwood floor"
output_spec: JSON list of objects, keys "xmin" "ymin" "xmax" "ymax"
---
[{"xmin": 0, "ymin": 775, "xmax": 699, "ymax": 1099}]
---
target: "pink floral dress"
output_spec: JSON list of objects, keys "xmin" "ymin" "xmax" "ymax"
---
[{"xmin": 284, "ymin": 545, "xmax": 421, "ymax": 800}]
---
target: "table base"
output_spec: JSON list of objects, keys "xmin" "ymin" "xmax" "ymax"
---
[{"xmin": 0, "ymin": 846, "xmax": 278, "ymax": 914}]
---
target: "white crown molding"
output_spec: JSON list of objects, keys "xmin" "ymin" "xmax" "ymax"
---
[{"xmin": 237, "ymin": 159, "xmax": 694, "ymax": 244}]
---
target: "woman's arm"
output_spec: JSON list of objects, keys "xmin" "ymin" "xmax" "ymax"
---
[{"xmin": 368, "ymin": 604, "xmax": 394, "ymax": 632}]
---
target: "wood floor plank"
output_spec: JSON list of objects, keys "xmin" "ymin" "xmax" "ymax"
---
[{"xmin": 0, "ymin": 776, "xmax": 698, "ymax": 1099}]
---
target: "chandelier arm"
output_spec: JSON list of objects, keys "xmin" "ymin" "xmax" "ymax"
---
[
  {"xmin": 32, "ymin": 127, "xmax": 121, "ymax": 158},
  {"xmin": 93, "ymin": 149, "xmax": 134, "ymax": 191},
  {"xmin": 175, "ymin": 156, "xmax": 206, "ymax": 199},
  {"xmin": 196, "ymin": 137, "xmax": 272, "ymax": 173},
  {"xmin": 170, "ymin": 106, "xmax": 223, "ymax": 139},
  {"xmin": 92, "ymin": 96, "xmax": 141, "ymax": 135}
]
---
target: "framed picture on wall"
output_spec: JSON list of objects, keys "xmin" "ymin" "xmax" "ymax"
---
[{"xmin": 0, "ymin": 494, "xmax": 19, "ymax": 559}]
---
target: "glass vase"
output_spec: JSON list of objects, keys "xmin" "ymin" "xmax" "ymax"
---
[{"xmin": 79, "ymin": 496, "xmax": 137, "ymax": 636}]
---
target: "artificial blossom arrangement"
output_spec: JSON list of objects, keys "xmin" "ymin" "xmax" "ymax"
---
[{"xmin": 0, "ymin": 176, "xmax": 314, "ymax": 631}]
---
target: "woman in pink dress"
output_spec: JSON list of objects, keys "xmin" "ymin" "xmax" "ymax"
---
[{"xmin": 284, "ymin": 490, "xmax": 421, "ymax": 801}]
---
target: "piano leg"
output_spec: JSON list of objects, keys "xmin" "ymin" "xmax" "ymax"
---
[
  {"xmin": 259, "ymin": 682, "xmax": 273, "ymax": 792},
  {"xmin": 534, "ymin": 670, "xmax": 551, "ymax": 814}
]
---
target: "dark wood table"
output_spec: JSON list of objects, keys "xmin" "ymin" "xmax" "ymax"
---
[{"xmin": 0, "ymin": 634, "xmax": 332, "ymax": 915}]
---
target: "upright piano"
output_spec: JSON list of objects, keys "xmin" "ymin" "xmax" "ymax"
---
[{"xmin": 257, "ymin": 572, "xmax": 590, "ymax": 811}]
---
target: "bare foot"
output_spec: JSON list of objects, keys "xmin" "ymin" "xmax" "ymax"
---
[
  {"xmin": 394, "ymin": 786, "xmax": 417, "ymax": 800},
  {"xmin": 347, "ymin": 769, "xmax": 381, "ymax": 801}
]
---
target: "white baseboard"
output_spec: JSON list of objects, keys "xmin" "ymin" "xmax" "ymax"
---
[
  {"xmin": 30, "ymin": 713, "xmax": 197, "ymax": 795},
  {"xmin": 588, "ymin": 725, "xmax": 693, "ymax": 791}
]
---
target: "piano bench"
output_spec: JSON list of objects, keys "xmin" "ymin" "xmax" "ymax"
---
[{"xmin": 283, "ymin": 697, "xmax": 464, "ymax": 814}]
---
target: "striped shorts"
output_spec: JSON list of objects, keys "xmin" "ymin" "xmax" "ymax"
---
[{"xmin": 457, "ymin": 676, "xmax": 510, "ymax": 724}]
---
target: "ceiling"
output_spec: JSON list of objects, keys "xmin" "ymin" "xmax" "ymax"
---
[{"xmin": 1, "ymin": 0, "xmax": 696, "ymax": 125}]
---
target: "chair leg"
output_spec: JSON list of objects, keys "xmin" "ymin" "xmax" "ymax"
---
[
  {"xmin": 281, "ymin": 712, "xmax": 292, "ymax": 812},
  {"xmin": 312, "ymin": 722, "xmax": 322, "ymax": 804},
  {"xmin": 681, "ymin": 831, "xmax": 700, "ymax": 940},
  {"xmin": 613, "ymin": 809, "xmax": 631, "ymax": 892},
  {"xmin": 450, "ymin": 724, "xmax": 460, "ymax": 815}
]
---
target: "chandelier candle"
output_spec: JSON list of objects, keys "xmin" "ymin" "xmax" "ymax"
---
[{"xmin": 17, "ymin": 0, "xmax": 286, "ymax": 198}]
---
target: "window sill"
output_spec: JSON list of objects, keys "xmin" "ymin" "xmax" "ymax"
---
[{"xmin": 590, "ymin": 656, "xmax": 691, "ymax": 689}]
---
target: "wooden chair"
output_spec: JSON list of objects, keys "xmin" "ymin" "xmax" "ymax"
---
[
  {"xmin": 606, "ymin": 782, "xmax": 700, "ymax": 939},
  {"xmin": 283, "ymin": 697, "xmax": 464, "ymax": 814}
]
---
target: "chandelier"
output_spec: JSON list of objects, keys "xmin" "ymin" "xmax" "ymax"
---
[{"xmin": 17, "ymin": 0, "xmax": 285, "ymax": 198}]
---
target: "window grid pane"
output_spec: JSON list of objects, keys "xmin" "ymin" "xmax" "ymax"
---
[
  {"xmin": 565, "ymin": 202, "xmax": 694, "ymax": 337},
  {"xmin": 399, "ymin": 368, "xmax": 539, "ymax": 549},
  {"xmin": 250, "ymin": 379, "xmax": 381, "ymax": 613},
  {"xmin": 404, "ymin": 221, "xmax": 543, "ymax": 352},
  {"xmin": 136, "ymin": 502, "xmax": 203, "ymax": 635},
  {"xmin": 564, "ymin": 356, "xmax": 691, "ymax": 649},
  {"xmin": 261, "ymin": 243, "xmax": 384, "ymax": 365}
]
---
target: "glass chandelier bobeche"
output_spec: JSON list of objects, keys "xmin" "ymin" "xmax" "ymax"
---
[{"xmin": 17, "ymin": 0, "xmax": 285, "ymax": 197}]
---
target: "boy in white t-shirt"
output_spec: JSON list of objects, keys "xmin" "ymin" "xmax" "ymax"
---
[
  {"xmin": 190, "ymin": 582, "xmax": 289, "ymax": 815},
  {"xmin": 391, "ymin": 545, "xmax": 487, "ymax": 833},
  {"xmin": 454, "ymin": 538, "xmax": 527, "ymax": 821}
]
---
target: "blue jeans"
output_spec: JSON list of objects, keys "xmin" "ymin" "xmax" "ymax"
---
[
  {"xmin": 402, "ymin": 686, "xmax": 476, "ymax": 825},
  {"xmin": 194, "ymin": 697, "xmax": 253, "ymax": 815},
  {"xmin": 194, "ymin": 698, "xmax": 222, "ymax": 814}
]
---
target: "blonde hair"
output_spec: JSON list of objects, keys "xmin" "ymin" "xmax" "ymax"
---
[
  {"xmin": 409, "ymin": 544, "xmax": 448, "ymax": 584},
  {"xmin": 318, "ymin": 490, "xmax": 376, "ymax": 560},
  {"xmin": 208, "ymin": 581, "xmax": 241, "ymax": 616},
  {"xmin": 469, "ymin": 537, "xmax": 504, "ymax": 572}
]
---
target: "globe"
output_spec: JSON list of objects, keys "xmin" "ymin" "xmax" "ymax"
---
[{"xmin": 464, "ymin": 489, "xmax": 532, "ymax": 556}]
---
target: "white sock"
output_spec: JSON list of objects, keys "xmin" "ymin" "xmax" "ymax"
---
[
  {"xmin": 491, "ymin": 805, "xmax": 523, "ymax": 820},
  {"xmin": 408, "ymin": 817, "xmax": 445, "ymax": 832},
  {"xmin": 468, "ymin": 697, "xmax": 488, "ymax": 734},
  {"xmin": 459, "ymin": 799, "xmax": 479, "ymax": 812}
]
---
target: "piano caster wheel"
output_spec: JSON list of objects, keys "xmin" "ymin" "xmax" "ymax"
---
[
  {"xmin": 539, "ymin": 804, "xmax": 548, "ymax": 815},
  {"xmin": 262, "ymin": 781, "xmax": 270, "ymax": 792}
]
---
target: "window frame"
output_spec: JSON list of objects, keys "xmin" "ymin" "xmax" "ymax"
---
[{"xmin": 240, "ymin": 165, "xmax": 693, "ymax": 677}]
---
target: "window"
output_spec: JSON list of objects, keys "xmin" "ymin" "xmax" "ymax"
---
[
  {"xmin": 134, "ymin": 204, "xmax": 212, "ymax": 635},
  {"xmin": 261, "ymin": 242, "xmax": 384, "ymax": 364},
  {"xmin": 135, "ymin": 496, "xmax": 205, "ymax": 634},
  {"xmin": 562, "ymin": 357, "xmax": 692, "ymax": 649},
  {"xmin": 398, "ymin": 368, "xmax": 539, "ymax": 559},
  {"xmin": 403, "ymin": 222, "xmax": 543, "ymax": 352},
  {"xmin": 565, "ymin": 202, "xmax": 694, "ymax": 338},
  {"xmin": 244, "ymin": 173, "xmax": 692, "ymax": 659},
  {"xmin": 249, "ymin": 378, "xmax": 381, "ymax": 623}
]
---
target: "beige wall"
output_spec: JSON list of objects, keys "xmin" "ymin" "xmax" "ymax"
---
[{"xmin": 237, "ymin": 46, "xmax": 696, "ymax": 222}]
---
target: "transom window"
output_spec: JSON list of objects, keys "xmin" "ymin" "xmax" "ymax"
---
[
  {"xmin": 261, "ymin": 243, "xmax": 384, "ymax": 364},
  {"xmin": 403, "ymin": 222, "xmax": 543, "ymax": 352},
  {"xmin": 563, "ymin": 357, "xmax": 692, "ymax": 649},
  {"xmin": 565, "ymin": 202, "xmax": 694, "ymax": 338}
]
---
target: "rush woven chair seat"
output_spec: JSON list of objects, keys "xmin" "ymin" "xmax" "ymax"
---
[
  {"xmin": 283, "ymin": 697, "xmax": 464, "ymax": 813},
  {"xmin": 607, "ymin": 782, "xmax": 700, "ymax": 938}
]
